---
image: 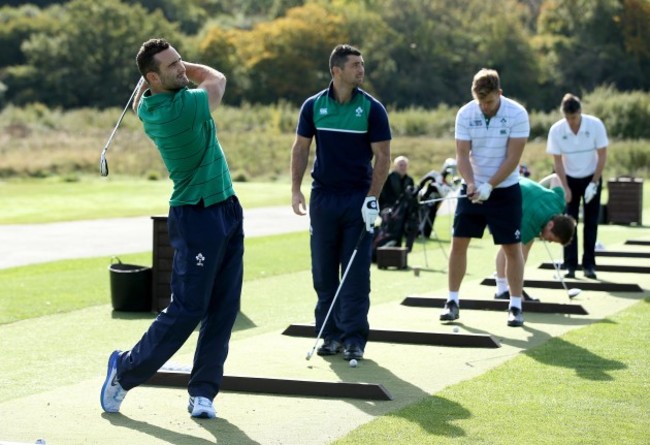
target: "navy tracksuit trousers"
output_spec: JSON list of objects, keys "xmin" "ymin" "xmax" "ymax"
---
[
  {"xmin": 564, "ymin": 176, "xmax": 602, "ymax": 271},
  {"xmin": 309, "ymin": 188, "xmax": 372, "ymax": 350},
  {"xmin": 117, "ymin": 196, "xmax": 244, "ymax": 400}
]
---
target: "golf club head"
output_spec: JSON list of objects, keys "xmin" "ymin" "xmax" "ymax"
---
[
  {"xmin": 100, "ymin": 151, "xmax": 109, "ymax": 177},
  {"xmin": 568, "ymin": 288, "xmax": 582, "ymax": 299}
]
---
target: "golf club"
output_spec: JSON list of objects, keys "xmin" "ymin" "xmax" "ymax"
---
[
  {"xmin": 99, "ymin": 77, "xmax": 145, "ymax": 177},
  {"xmin": 542, "ymin": 239, "xmax": 582, "ymax": 298},
  {"xmin": 419, "ymin": 194, "xmax": 468, "ymax": 206},
  {"xmin": 306, "ymin": 228, "xmax": 367, "ymax": 360}
]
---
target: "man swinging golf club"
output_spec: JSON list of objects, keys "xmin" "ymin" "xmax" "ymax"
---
[{"xmin": 100, "ymin": 38, "xmax": 243, "ymax": 420}]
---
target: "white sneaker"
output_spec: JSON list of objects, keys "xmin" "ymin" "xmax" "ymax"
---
[
  {"xmin": 100, "ymin": 350, "xmax": 128, "ymax": 413},
  {"xmin": 188, "ymin": 396, "xmax": 216, "ymax": 419}
]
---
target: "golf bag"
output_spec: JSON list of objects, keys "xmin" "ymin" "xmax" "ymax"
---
[
  {"xmin": 417, "ymin": 161, "xmax": 459, "ymax": 238},
  {"xmin": 372, "ymin": 185, "xmax": 420, "ymax": 261}
]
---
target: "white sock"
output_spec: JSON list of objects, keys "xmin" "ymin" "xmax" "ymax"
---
[
  {"xmin": 496, "ymin": 277, "xmax": 509, "ymax": 294},
  {"xmin": 509, "ymin": 296, "xmax": 522, "ymax": 309},
  {"xmin": 448, "ymin": 291, "xmax": 459, "ymax": 305}
]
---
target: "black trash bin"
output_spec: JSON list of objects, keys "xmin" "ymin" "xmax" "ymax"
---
[{"xmin": 109, "ymin": 257, "xmax": 152, "ymax": 311}]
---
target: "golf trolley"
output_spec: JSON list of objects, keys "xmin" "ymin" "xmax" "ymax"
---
[{"xmin": 372, "ymin": 158, "xmax": 461, "ymax": 267}]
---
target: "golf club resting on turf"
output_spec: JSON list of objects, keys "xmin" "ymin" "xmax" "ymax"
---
[{"xmin": 291, "ymin": 44, "xmax": 392, "ymax": 363}]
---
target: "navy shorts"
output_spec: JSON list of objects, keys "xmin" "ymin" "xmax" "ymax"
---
[{"xmin": 453, "ymin": 183, "xmax": 522, "ymax": 245}]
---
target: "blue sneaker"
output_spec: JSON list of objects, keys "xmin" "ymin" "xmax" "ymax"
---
[
  {"xmin": 100, "ymin": 350, "xmax": 127, "ymax": 413},
  {"xmin": 188, "ymin": 396, "xmax": 216, "ymax": 419}
]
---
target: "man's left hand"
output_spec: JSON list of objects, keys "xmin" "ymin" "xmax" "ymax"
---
[
  {"xmin": 361, "ymin": 196, "xmax": 379, "ymax": 232},
  {"xmin": 585, "ymin": 182, "xmax": 598, "ymax": 204},
  {"xmin": 471, "ymin": 183, "xmax": 493, "ymax": 203}
]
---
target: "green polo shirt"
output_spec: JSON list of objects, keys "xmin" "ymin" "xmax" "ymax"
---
[
  {"xmin": 520, "ymin": 177, "xmax": 565, "ymax": 244},
  {"xmin": 138, "ymin": 87, "xmax": 234, "ymax": 207}
]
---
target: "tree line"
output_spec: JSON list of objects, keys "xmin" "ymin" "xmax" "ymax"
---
[{"xmin": 0, "ymin": 0, "xmax": 648, "ymax": 112}]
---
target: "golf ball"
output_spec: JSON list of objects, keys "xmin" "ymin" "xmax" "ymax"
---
[
  {"xmin": 453, "ymin": 326, "xmax": 460, "ymax": 333},
  {"xmin": 349, "ymin": 359, "xmax": 358, "ymax": 368}
]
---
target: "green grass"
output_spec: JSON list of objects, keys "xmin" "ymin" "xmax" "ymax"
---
[
  {"xmin": 0, "ymin": 177, "xmax": 293, "ymax": 224},
  {"xmin": 334, "ymin": 299, "xmax": 650, "ymax": 444},
  {"xmin": 1, "ymin": 225, "xmax": 648, "ymax": 442},
  {"xmin": 1, "ymin": 172, "xmax": 648, "ymax": 225},
  {"xmin": 1, "ymin": 179, "xmax": 648, "ymax": 326},
  {"xmin": 0, "ymin": 232, "xmax": 311, "ymax": 326},
  {"xmin": 1, "ymin": 180, "xmax": 649, "ymax": 443}
]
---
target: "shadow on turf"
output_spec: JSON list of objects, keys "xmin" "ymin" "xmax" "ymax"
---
[
  {"xmin": 320, "ymin": 356, "xmax": 471, "ymax": 438},
  {"xmin": 464, "ymin": 322, "xmax": 627, "ymax": 381},
  {"xmin": 522, "ymin": 326, "xmax": 627, "ymax": 381},
  {"xmin": 102, "ymin": 412, "xmax": 261, "ymax": 444},
  {"xmin": 453, "ymin": 317, "xmax": 611, "ymax": 352}
]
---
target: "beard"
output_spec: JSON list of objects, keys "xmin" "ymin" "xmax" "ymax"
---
[{"xmin": 162, "ymin": 73, "xmax": 190, "ymax": 91}]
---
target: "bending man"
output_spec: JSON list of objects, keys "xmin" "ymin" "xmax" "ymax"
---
[{"xmin": 494, "ymin": 176, "xmax": 577, "ymax": 301}]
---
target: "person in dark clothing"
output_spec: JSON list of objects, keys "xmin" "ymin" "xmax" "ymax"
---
[
  {"xmin": 379, "ymin": 156, "xmax": 414, "ymax": 210},
  {"xmin": 290, "ymin": 44, "xmax": 392, "ymax": 362}
]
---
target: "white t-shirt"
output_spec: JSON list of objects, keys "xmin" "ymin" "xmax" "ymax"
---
[
  {"xmin": 455, "ymin": 96, "xmax": 530, "ymax": 188},
  {"xmin": 546, "ymin": 114, "xmax": 608, "ymax": 179}
]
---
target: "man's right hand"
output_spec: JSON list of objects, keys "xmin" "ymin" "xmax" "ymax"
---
[
  {"xmin": 465, "ymin": 183, "xmax": 477, "ymax": 201},
  {"xmin": 292, "ymin": 191, "xmax": 307, "ymax": 215}
]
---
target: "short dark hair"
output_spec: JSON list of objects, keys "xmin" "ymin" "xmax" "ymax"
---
[
  {"xmin": 550, "ymin": 214, "xmax": 577, "ymax": 246},
  {"xmin": 561, "ymin": 93, "xmax": 581, "ymax": 114},
  {"xmin": 471, "ymin": 68, "xmax": 500, "ymax": 100},
  {"xmin": 136, "ymin": 38, "xmax": 170, "ymax": 78},
  {"xmin": 329, "ymin": 44, "xmax": 362, "ymax": 72}
]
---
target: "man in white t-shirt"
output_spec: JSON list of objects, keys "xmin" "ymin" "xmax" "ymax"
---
[
  {"xmin": 440, "ymin": 68, "xmax": 529, "ymax": 327},
  {"xmin": 546, "ymin": 93, "xmax": 608, "ymax": 279}
]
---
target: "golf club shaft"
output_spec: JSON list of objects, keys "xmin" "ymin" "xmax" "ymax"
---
[
  {"xmin": 307, "ymin": 228, "xmax": 367, "ymax": 359},
  {"xmin": 542, "ymin": 239, "xmax": 570, "ymax": 293},
  {"xmin": 420, "ymin": 194, "xmax": 467, "ymax": 205},
  {"xmin": 102, "ymin": 77, "xmax": 144, "ymax": 152}
]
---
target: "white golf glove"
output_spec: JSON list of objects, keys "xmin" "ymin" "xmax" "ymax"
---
[
  {"xmin": 471, "ymin": 183, "xmax": 493, "ymax": 203},
  {"xmin": 361, "ymin": 196, "xmax": 379, "ymax": 233},
  {"xmin": 584, "ymin": 182, "xmax": 598, "ymax": 204}
]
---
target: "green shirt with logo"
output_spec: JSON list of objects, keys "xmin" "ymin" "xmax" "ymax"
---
[
  {"xmin": 138, "ymin": 87, "xmax": 234, "ymax": 207},
  {"xmin": 520, "ymin": 177, "xmax": 565, "ymax": 244}
]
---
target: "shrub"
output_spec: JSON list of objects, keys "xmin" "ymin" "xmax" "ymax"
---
[
  {"xmin": 1, "ymin": 98, "xmax": 648, "ymax": 181},
  {"xmin": 584, "ymin": 87, "xmax": 650, "ymax": 139},
  {"xmin": 608, "ymin": 141, "xmax": 650, "ymax": 178}
]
